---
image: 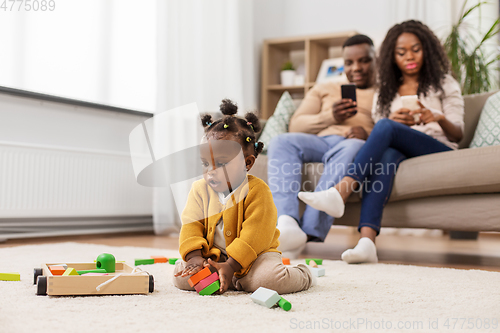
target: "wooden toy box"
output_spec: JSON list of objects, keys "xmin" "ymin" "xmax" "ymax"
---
[{"xmin": 34, "ymin": 262, "xmax": 154, "ymax": 296}]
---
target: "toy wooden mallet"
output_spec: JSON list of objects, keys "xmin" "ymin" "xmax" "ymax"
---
[{"xmin": 77, "ymin": 253, "xmax": 116, "ymax": 275}]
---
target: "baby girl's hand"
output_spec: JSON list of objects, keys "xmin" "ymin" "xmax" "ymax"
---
[
  {"xmin": 207, "ymin": 258, "xmax": 235, "ymax": 294},
  {"xmin": 174, "ymin": 256, "xmax": 206, "ymax": 277}
]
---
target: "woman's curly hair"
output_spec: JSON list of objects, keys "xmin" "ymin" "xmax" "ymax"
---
[
  {"xmin": 377, "ymin": 20, "xmax": 450, "ymax": 117},
  {"xmin": 200, "ymin": 99, "xmax": 264, "ymax": 157}
]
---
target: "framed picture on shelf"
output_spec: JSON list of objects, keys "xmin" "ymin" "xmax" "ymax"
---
[{"xmin": 316, "ymin": 58, "xmax": 347, "ymax": 83}]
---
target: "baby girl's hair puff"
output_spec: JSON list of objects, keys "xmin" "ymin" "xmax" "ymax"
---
[{"xmin": 200, "ymin": 99, "xmax": 264, "ymax": 157}]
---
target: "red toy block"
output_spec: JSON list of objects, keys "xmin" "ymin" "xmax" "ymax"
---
[
  {"xmin": 49, "ymin": 266, "xmax": 66, "ymax": 276},
  {"xmin": 151, "ymin": 256, "xmax": 168, "ymax": 263},
  {"xmin": 188, "ymin": 266, "xmax": 212, "ymax": 288},
  {"xmin": 282, "ymin": 258, "xmax": 290, "ymax": 265},
  {"xmin": 194, "ymin": 272, "xmax": 219, "ymax": 293}
]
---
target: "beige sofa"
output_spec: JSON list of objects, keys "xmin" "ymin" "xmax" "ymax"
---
[{"xmin": 250, "ymin": 91, "xmax": 500, "ymax": 232}]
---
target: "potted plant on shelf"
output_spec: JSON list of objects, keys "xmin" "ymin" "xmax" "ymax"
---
[{"xmin": 280, "ymin": 61, "xmax": 296, "ymax": 87}]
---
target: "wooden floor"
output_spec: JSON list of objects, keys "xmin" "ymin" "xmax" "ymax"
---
[{"xmin": 2, "ymin": 227, "xmax": 500, "ymax": 272}]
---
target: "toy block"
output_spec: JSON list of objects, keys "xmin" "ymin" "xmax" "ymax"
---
[
  {"xmin": 168, "ymin": 258, "xmax": 179, "ymax": 265},
  {"xmin": 310, "ymin": 267, "xmax": 325, "ymax": 277},
  {"xmin": 0, "ymin": 273, "xmax": 20, "ymax": 281},
  {"xmin": 282, "ymin": 258, "xmax": 290, "ymax": 265},
  {"xmin": 62, "ymin": 268, "xmax": 79, "ymax": 276},
  {"xmin": 194, "ymin": 272, "xmax": 219, "ymax": 293},
  {"xmin": 76, "ymin": 269, "xmax": 107, "ymax": 275},
  {"xmin": 54, "ymin": 264, "xmax": 68, "ymax": 270},
  {"xmin": 49, "ymin": 266, "xmax": 66, "ymax": 276},
  {"xmin": 278, "ymin": 297, "xmax": 292, "ymax": 311},
  {"xmin": 135, "ymin": 258, "xmax": 155, "ymax": 266},
  {"xmin": 188, "ymin": 266, "xmax": 212, "ymax": 287},
  {"xmin": 250, "ymin": 287, "xmax": 282, "ymax": 308},
  {"xmin": 305, "ymin": 258, "xmax": 322, "ymax": 265},
  {"xmin": 308, "ymin": 260, "xmax": 318, "ymax": 268},
  {"xmin": 151, "ymin": 256, "xmax": 168, "ymax": 263},
  {"xmin": 81, "ymin": 273, "xmax": 109, "ymax": 276},
  {"xmin": 199, "ymin": 280, "xmax": 220, "ymax": 296}
]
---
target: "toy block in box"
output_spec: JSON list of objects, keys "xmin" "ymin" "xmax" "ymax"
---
[
  {"xmin": 282, "ymin": 258, "xmax": 290, "ymax": 265},
  {"xmin": 194, "ymin": 272, "xmax": 219, "ymax": 293},
  {"xmin": 199, "ymin": 280, "xmax": 220, "ymax": 296},
  {"xmin": 188, "ymin": 267, "xmax": 212, "ymax": 288},
  {"xmin": 310, "ymin": 267, "xmax": 325, "ymax": 277},
  {"xmin": 151, "ymin": 256, "xmax": 168, "ymax": 263},
  {"xmin": 49, "ymin": 266, "xmax": 66, "ymax": 276},
  {"xmin": 305, "ymin": 258, "xmax": 323, "ymax": 265},
  {"xmin": 0, "ymin": 273, "xmax": 20, "ymax": 281},
  {"xmin": 62, "ymin": 268, "xmax": 79, "ymax": 276}
]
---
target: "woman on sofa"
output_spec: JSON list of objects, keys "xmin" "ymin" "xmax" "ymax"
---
[{"xmin": 298, "ymin": 20, "xmax": 465, "ymax": 263}]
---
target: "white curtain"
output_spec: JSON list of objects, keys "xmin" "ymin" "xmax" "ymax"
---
[
  {"xmin": 153, "ymin": 0, "xmax": 254, "ymax": 234},
  {"xmin": 0, "ymin": 0, "xmax": 255, "ymax": 235}
]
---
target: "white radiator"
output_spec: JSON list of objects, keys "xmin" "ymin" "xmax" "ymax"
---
[{"xmin": 0, "ymin": 141, "xmax": 153, "ymax": 240}]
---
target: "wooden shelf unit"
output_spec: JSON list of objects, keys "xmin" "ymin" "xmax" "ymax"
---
[{"xmin": 260, "ymin": 31, "xmax": 358, "ymax": 119}]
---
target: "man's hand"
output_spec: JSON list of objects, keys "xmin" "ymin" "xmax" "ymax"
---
[
  {"xmin": 333, "ymin": 98, "xmax": 357, "ymax": 123},
  {"xmin": 207, "ymin": 258, "xmax": 235, "ymax": 294},
  {"xmin": 389, "ymin": 108, "xmax": 416, "ymax": 126},
  {"xmin": 410, "ymin": 101, "xmax": 444, "ymax": 125},
  {"xmin": 345, "ymin": 126, "xmax": 368, "ymax": 140}
]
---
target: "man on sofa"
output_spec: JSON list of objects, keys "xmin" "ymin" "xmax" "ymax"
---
[{"xmin": 268, "ymin": 34, "xmax": 376, "ymax": 258}]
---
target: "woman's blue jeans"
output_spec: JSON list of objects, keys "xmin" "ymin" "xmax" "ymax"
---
[{"xmin": 349, "ymin": 119, "xmax": 453, "ymax": 234}]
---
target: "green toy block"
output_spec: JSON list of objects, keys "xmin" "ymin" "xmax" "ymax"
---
[
  {"xmin": 199, "ymin": 280, "xmax": 220, "ymax": 296},
  {"xmin": 305, "ymin": 258, "xmax": 323, "ymax": 265},
  {"xmin": 76, "ymin": 269, "xmax": 108, "ymax": 275},
  {"xmin": 168, "ymin": 258, "xmax": 179, "ymax": 265},
  {"xmin": 135, "ymin": 258, "xmax": 155, "ymax": 266},
  {"xmin": 278, "ymin": 297, "xmax": 292, "ymax": 311},
  {"xmin": 62, "ymin": 268, "xmax": 79, "ymax": 276},
  {"xmin": 0, "ymin": 273, "xmax": 20, "ymax": 281}
]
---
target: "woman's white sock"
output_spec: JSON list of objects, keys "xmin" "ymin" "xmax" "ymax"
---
[
  {"xmin": 276, "ymin": 215, "xmax": 307, "ymax": 255},
  {"xmin": 298, "ymin": 187, "xmax": 345, "ymax": 218},
  {"xmin": 341, "ymin": 237, "xmax": 378, "ymax": 264}
]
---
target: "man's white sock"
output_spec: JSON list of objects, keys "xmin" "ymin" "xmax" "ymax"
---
[
  {"xmin": 341, "ymin": 237, "xmax": 378, "ymax": 264},
  {"xmin": 298, "ymin": 187, "xmax": 345, "ymax": 218},
  {"xmin": 276, "ymin": 215, "xmax": 307, "ymax": 255}
]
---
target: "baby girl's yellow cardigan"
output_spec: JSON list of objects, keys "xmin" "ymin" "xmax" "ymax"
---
[{"xmin": 179, "ymin": 174, "xmax": 280, "ymax": 278}]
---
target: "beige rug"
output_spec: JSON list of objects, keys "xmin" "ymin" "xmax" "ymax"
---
[{"xmin": 1, "ymin": 242, "xmax": 499, "ymax": 333}]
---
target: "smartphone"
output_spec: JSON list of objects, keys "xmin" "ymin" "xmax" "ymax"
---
[
  {"xmin": 341, "ymin": 84, "xmax": 357, "ymax": 116},
  {"xmin": 400, "ymin": 95, "xmax": 420, "ymax": 122}
]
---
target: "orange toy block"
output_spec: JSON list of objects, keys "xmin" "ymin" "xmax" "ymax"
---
[
  {"xmin": 151, "ymin": 256, "xmax": 168, "ymax": 264},
  {"xmin": 282, "ymin": 258, "xmax": 290, "ymax": 265},
  {"xmin": 49, "ymin": 266, "xmax": 66, "ymax": 276},
  {"xmin": 188, "ymin": 266, "xmax": 212, "ymax": 288}
]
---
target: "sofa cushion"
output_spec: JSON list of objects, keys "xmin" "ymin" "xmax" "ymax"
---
[
  {"xmin": 469, "ymin": 91, "xmax": 500, "ymax": 148},
  {"xmin": 389, "ymin": 145, "xmax": 500, "ymax": 201},
  {"xmin": 259, "ymin": 91, "xmax": 297, "ymax": 154},
  {"xmin": 459, "ymin": 90, "xmax": 498, "ymax": 148}
]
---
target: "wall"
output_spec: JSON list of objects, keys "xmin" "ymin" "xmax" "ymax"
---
[{"xmin": 252, "ymin": 0, "xmax": 499, "ymax": 105}]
